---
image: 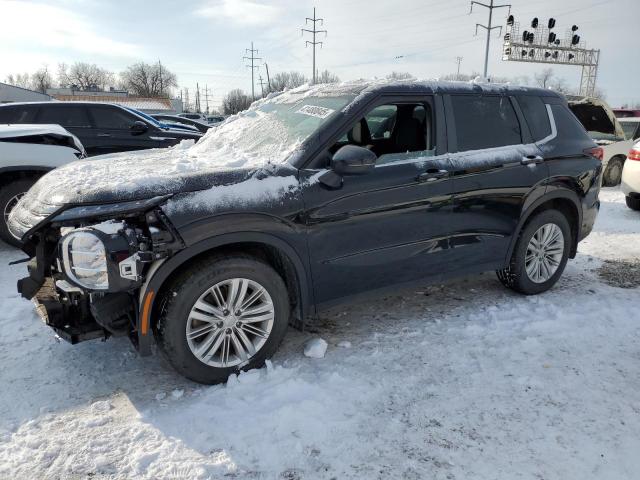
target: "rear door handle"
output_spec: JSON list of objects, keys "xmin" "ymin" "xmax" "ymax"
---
[
  {"xmin": 417, "ymin": 169, "xmax": 449, "ymax": 182},
  {"xmin": 97, "ymin": 133, "xmax": 111, "ymax": 138},
  {"xmin": 521, "ymin": 155, "xmax": 544, "ymax": 165}
]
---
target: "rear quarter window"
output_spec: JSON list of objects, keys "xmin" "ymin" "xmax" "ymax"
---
[
  {"xmin": 550, "ymin": 104, "xmax": 592, "ymax": 140},
  {"xmin": 518, "ymin": 96, "xmax": 551, "ymax": 141}
]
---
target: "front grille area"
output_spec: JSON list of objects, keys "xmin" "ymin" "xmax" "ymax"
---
[{"xmin": 7, "ymin": 194, "xmax": 62, "ymax": 240}]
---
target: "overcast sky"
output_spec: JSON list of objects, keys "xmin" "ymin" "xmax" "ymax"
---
[{"xmin": 1, "ymin": 0, "xmax": 637, "ymax": 109}]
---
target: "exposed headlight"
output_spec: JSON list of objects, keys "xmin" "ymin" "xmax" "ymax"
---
[{"xmin": 61, "ymin": 231, "xmax": 109, "ymax": 290}]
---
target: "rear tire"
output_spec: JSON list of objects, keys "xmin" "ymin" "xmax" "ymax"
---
[
  {"xmin": 626, "ymin": 195, "xmax": 640, "ymax": 211},
  {"xmin": 602, "ymin": 156, "xmax": 624, "ymax": 186},
  {"xmin": 497, "ymin": 209, "xmax": 572, "ymax": 295},
  {"xmin": 155, "ymin": 255, "xmax": 290, "ymax": 384},
  {"xmin": 0, "ymin": 178, "xmax": 36, "ymax": 247}
]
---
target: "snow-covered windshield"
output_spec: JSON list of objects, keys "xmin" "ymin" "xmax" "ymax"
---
[{"xmin": 204, "ymin": 94, "xmax": 354, "ymax": 159}]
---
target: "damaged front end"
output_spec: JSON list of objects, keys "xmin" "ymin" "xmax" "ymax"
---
[{"xmin": 12, "ymin": 196, "xmax": 183, "ymax": 354}]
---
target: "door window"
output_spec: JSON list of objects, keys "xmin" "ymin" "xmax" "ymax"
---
[
  {"xmin": 334, "ymin": 100, "xmax": 436, "ymax": 166},
  {"xmin": 91, "ymin": 107, "xmax": 137, "ymax": 129},
  {"xmin": 450, "ymin": 95, "xmax": 522, "ymax": 151},
  {"xmin": 37, "ymin": 106, "xmax": 91, "ymax": 128}
]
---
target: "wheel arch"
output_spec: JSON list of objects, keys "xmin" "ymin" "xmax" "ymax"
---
[
  {"xmin": 136, "ymin": 232, "xmax": 313, "ymax": 356},
  {"xmin": 505, "ymin": 189, "xmax": 582, "ymax": 265},
  {"xmin": 0, "ymin": 166, "xmax": 51, "ymax": 187}
]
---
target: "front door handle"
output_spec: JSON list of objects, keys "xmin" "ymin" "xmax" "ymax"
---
[
  {"xmin": 521, "ymin": 155, "xmax": 544, "ymax": 165},
  {"xmin": 97, "ymin": 133, "xmax": 111, "ymax": 138},
  {"xmin": 417, "ymin": 169, "xmax": 449, "ymax": 182}
]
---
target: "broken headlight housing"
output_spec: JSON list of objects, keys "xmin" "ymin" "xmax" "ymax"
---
[{"xmin": 61, "ymin": 231, "xmax": 109, "ymax": 290}]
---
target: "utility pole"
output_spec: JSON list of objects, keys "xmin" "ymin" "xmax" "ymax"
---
[
  {"xmin": 264, "ymin": 62, "xmax": 271, "ymax": 93},
  {"xmin": 470, "ymin": 0, "xmax": 511, "ymax": 79},
  {"xmin": 184, "ymin": 88, "xmax": 189, "ymax": 112},
  {"xmin": 258, "ymin": 74, "xmax": 267, "ymax": 98},
  {"xmin": 455, "ymin": 56, "xmax": 463, "ymax": 79},
  {"xmin": 196, "ymin": 83, "xmax": 201, "ymax": 113},
  {"xmin": 301, "ymin": 7, "xmax": 327, "ymax": 84},
  {"xmin": 243, "ymin": 42, "xmax": 261, "ymax": 101},
  {"xmin": 204, "ymin": 85, "xmax": 211, "ymax": 114}
]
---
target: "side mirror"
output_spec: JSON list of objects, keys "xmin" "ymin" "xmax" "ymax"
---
[
  {"xmin": 130, "ymin": 121, "xmax": 148, "ymax": 135},
  {"xmin": 331, "ymin": 145, "xmax": 377, "ymax": 175}
]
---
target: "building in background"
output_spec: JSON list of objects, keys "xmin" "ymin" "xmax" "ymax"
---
[
  {"xmin": 0, "ymin": 82, "xmax": 52, "ymax": 103},
  {"xmin": 46, "ymin": 87, "xmax": 183, "ymax": 114}
]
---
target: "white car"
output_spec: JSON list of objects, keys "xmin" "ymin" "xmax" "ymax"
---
[
  {"xmin": 621, "ymin": 140, "xmax": 640, "ymax": 211},
  {"xmin": 568, "ymin": 97, "xmax": 632, "ymax": 186},
  {"xmin": 0, "ymin": 124, "xmax": 86, "ymax": 246}
]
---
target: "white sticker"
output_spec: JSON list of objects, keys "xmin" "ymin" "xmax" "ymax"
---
[{"xmin": 296, "ymin": 104, "xmax": 335, "ymax": 119}]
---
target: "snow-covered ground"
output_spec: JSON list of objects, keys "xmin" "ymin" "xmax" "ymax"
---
[{"xmin": 0, "ymin": 188, "xmax": 638, "ymax": 480}]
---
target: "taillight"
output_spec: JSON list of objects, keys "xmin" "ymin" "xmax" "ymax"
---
[
  {"xmin": 628, "ymin": 148, "xmax": 640, "ymax": 161},
  {"xmin": 584, "ymin": 146, "xmax": 603, "ymax": 161}
]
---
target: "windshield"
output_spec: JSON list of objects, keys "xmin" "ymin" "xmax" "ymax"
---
[
  {"xmin": 124, "ymin": 107, "xmax": 169, "ymax": 129},
  {"xmin": 195, "ymin": 94, "xmax": 355, "ymax": 160},
  {"xmin": 620, "ymin": 121, "xmax": 638, "ymax": 140}
]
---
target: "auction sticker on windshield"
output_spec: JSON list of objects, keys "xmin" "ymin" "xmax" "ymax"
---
[{"xmin": 296, "ymin": 105, "xmax": 335, "ymax": 119}]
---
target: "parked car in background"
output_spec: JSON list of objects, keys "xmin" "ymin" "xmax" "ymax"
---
[
  {"xmin": 8, "ymin": 81, "xmax": 602, "ymax": 384},
  {"xmin": 568, "ymin": 96, "xmax": 632, "ymax": 186},
  {"xmin": 622, "ymin": 141, "xmax": 640, "ymax": 211},
  {"xmin": 152, "ymin": 114, "xmax": 211, "ymax": 133},
  {"xmin": 206, "ymin": 115, "xmax": 225, "ymax": 124},
  {"xmin": 613, "ymin": 108, "xmax": 640, "ymax": 118},
  {"xmin": 0, "ymin": 124, "xmax": 86, "ymax": 246},
  {"xmin": 178, "ymin": 112, "xmax": 208, "ymax": 123},
  {"xmin": 0, "ymin": 102, "xmax": 202, "ymax": 157},
  {"xmin": 619, "ymin": 117, "xmax": 640, "ymax": 143}
]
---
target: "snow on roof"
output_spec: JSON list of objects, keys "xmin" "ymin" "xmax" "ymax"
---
[{"xmin": 50, "ymin": 95, "xmax": 173, "ymax": 111}]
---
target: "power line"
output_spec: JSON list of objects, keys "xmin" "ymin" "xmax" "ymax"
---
[
  {"xmin": 470, "ymin": 0, "xmax": 511, "ymax": 78},
  {"xmin": 301, "ymin": 7, "xmax": 327, "ymax": 84},
  {"xmin": 243, "ymin": 41, "xmax": 261, "ymax": 101}
]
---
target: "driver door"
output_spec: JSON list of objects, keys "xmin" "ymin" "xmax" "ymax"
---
[
  {"xmin": 87, "ymin": 105, "xmax": 158, "ymax": 154},
  {"xmin": 301, "ymin": 95, "xmax": 457, "ymax": 306}
]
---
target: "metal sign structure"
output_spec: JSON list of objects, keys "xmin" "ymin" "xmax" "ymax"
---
[{"xmin": 502, "ymin": 17, "xmax": 600, "ymax": 96}]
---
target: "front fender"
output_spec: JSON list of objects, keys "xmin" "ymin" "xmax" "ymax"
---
[{"xmin": 136, "ymin": 227, "xmax": 312, "ymax": 356}]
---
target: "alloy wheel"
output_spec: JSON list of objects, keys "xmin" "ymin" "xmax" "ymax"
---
[
  {"xmin": 185, "ymin": 278, "xmax": 275, "ymax": 368},
  {"xmin": 525, "ymin": 223, "xmax": 565, "ymax": 283},
  {"xmin": 3, "ymin": 193, "xmax": 25, "ymax": 224}
]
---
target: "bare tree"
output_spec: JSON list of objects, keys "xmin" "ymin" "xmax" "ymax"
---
[
  {"xmin": 57, "ymin": 62, "xmax": 114, "ymax": 90},
  {"xmin": 316, "ymin": 69, "xmax": 340, "ymax": 84},
  {"xmin": 269, "ymin": 71, "xmax": 308, "ymax": 92},
  {"xmin": 534, "ymin": 68, "xmax": 554, "ymax": 89},
  {"xmin": 387, "ymin": 71, "xmax": 415, "ymax": 81},
  {"xmin": 31, "ymin": 67, "xmax": 53, "ymax": 93},
  {"xmin": 120, "ymin": 62, "xmax": 177, "ymax": 97},
  {"xmin": 222, "ymin": 89, "xmax": 252, "ymax": 115},
  {"xmin": 5, "ymin": 73, "xmax": 31, "ymax": 89}
]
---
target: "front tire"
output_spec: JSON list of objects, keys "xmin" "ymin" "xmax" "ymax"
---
[
  {"xmin": 626, "ymin": 195, "xmax": 640, "ymax": 211},
  {"xmin": 155, "ymin": 255, "xmax": 290, "ymax": 384},
  {"xmin": 0, "ymin": 178, "xmax": 37, "ymax": 247},
  {"xmin": 497, "ymin": 209, "xmax": 572, "ymax": 295}
]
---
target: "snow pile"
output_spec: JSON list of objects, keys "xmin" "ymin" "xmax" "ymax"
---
[{"xmin": 303, "ymin": 338, "xmax": 328, "ymax": 358}]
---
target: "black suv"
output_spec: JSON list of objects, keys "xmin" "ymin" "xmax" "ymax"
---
[
  {"xmin": 0, "ymin": 102, "xmax": 202, "ymax": 156},
  {"xmin": 8, "ymin": 81, "xmax": 602, "ymax": 384}
]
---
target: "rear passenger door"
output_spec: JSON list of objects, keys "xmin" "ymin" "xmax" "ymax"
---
[
  {"xmin": 444, "ymin": 94, "xmax": 550, "ymax": 272},
  {"xmin": 35, "ymin": 105, "xmax": 93, "ymax": 150},
  {"xmin": 87, "ymin": 106, "xmax": 158, "ymax": 155}
]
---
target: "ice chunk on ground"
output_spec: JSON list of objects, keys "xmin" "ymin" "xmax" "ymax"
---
[
  {"xmin": 337, "ymin": 341, "xmax": 352, "ymax": 348},
  {"xmin": 304, "ymin": 338, "xmax": 328, "ymax": 358}
]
